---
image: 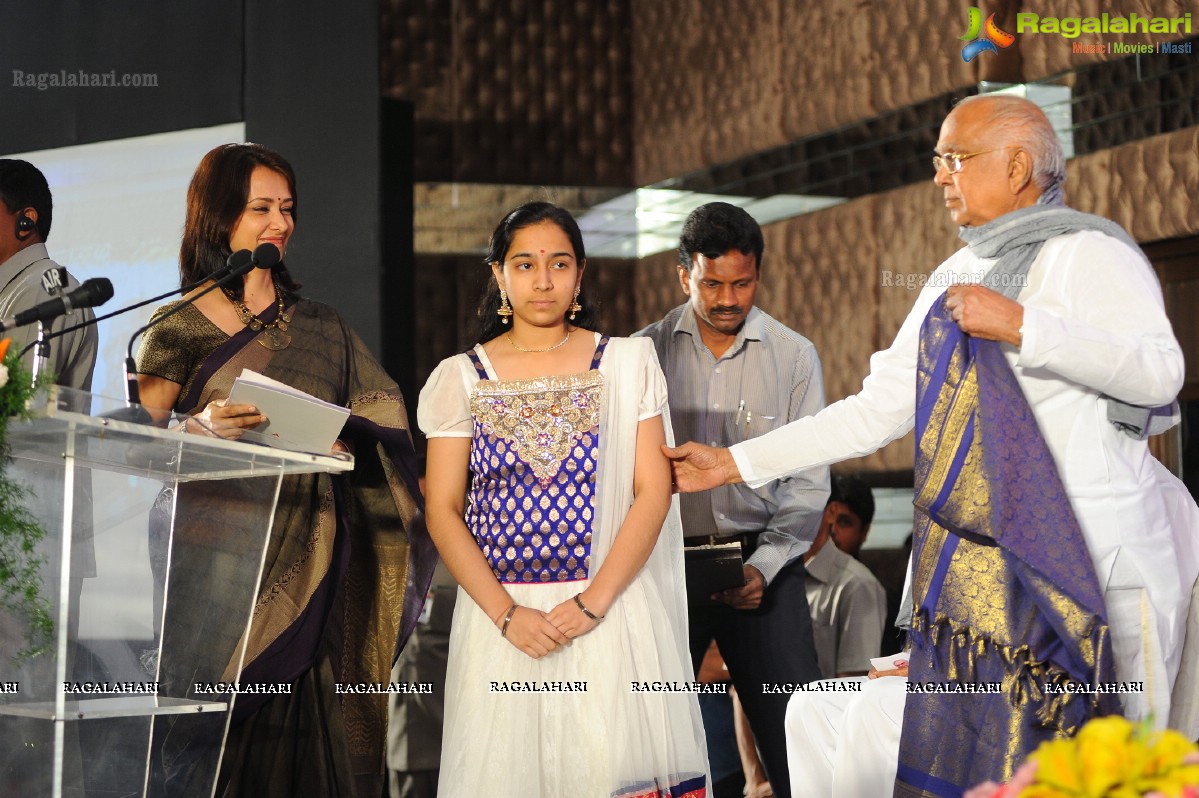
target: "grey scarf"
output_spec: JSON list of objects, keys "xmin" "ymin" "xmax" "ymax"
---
[{"xmin": 959, "ymin": 204, "xmax": 1178, "ymax": 439}]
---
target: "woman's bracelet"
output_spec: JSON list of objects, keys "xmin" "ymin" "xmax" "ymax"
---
[
  {"xmin": 573, "ymin": 594, "xmax": 604, "ymax": 623},
  {"xmin": 500, "ymin": 603, "xmax": 518, "ymax": 638}
]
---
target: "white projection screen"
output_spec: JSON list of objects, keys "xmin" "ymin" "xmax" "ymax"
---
[
  {"xmin": 4, "ymin": 121, "xmax": 245, "ymax": 400},
  {"xmin": 3, "ymin": 122, "xmax": 244, "ymax": 640}
]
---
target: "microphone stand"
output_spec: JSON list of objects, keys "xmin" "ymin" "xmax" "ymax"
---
[
  {"xmin": 17, "ymin": 264, "xmax": 246, "ymax": 360},
  {"xmin": 124, "ymin": 261, "xmax": 257, "ymax": 409},
  {"xmin": 42, "ymin": 246, "xmax": 270, "ymax": 424},
  {"xmin": 29, "ymin": 321, "xmax": 48, "ymax": 385},
  {"xmin": 92, "ymin": 256, "xmax": 258, "ymax": 424}
]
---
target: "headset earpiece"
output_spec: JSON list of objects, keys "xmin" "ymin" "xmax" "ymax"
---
[{"xmin": 15, "ymin": 212, "xmax": 35, "ymax": 241}]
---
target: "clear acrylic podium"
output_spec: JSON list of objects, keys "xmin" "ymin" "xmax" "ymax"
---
[{"xmin": 0, "ymin": 387, "xmax": 352, "ymax": 797}]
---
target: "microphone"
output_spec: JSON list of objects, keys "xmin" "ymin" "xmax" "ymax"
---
[
  {"xmin": 18, "ymin": 247, "xmax": 262, "ymax": 362},
  {"xmin": 122, "ymin": 246, "xmax": 273, "ymax": 410},
  {"xmin": 224, "ymin": 248, "xmax": 256, "ymax": 278},
  {"xmin": 251, "ymin": 242, "xmax": 280, "ymax": 270},
  {"xmin": 0, "ymin": 278, "xmax": 114, "ymax": 332}
]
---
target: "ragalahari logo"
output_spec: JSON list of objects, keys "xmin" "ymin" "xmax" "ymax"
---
[{"xmin": 960, "ymin": 7, "xmax": 1016, "ymax": 62}]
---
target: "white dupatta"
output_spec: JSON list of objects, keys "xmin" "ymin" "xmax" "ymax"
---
[
  {"xmin": 591, "ymin": 336, "xmax": 692, "ymax": 673},
  {"xmin": 593, "ymin": 337, "xmax": 709, "ymax": 785}
]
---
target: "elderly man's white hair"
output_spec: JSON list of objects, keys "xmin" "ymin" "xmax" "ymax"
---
[{"xmin": 953, "ymin": 94, "xmax": 1066, "ymax": 205}]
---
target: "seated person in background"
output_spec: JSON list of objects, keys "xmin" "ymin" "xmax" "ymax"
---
[
  {"xmin": 733, "ymin": 474, "xmax": 887, "ymax": 797},
  {"xmin": 804, "ymin": 473, "xmax": 886, "ymax": 678},
  {"xmin": 784, "ymin": 661, "xmax": 909, "ymax": 798},
  {"xmin": 782, "ymin": 561, "xmax": 913, "ymax": 798},
  {"xmin": 824, "ymin": 474, "xmax": 871, "ymax": 561}
]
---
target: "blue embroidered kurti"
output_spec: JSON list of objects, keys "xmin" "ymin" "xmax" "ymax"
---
[{"xmin": 466, "ymin": 362, "xmax": 603, "ymax": 584}]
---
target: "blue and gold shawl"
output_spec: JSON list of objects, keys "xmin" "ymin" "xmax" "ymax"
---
[{"xmin": 894, "ymin": 297, "xmax": 1120, "ymax": 797}]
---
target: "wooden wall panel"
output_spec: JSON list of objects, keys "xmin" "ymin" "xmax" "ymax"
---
[{"xmin": 383, "ymin": 0, "xmax": 634, "ymax": 185}]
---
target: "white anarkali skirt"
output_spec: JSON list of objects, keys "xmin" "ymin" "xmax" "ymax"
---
[{"xmin": 437, "ymin": 576, "xmax": 709, "ymax": 797}]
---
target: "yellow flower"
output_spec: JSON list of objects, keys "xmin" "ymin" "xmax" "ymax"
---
[
  {"xmin": 1024, "ymin": 716, "xmax": 1199, "ymax": 798},
  {"xmin": 1021, "ymin": 786, "xmax": 1075, "ymax": 798},
  {"xmin": 1078, "ymin": 717, "xmax": 1140, "ymax": 795},
  {"xmin": 1142, "ymin": 730, "xmax": 1199, "ymax": 775},
  {"xmin": 0, "ymin": 338, "xmax": 10, "ymax": 390},
  {"xmin": 1032, "ymin": 738, "xmax": 1086, "ymax": 793},
  {"xmin": 1133, "ymin": 730, "xmax": 1199, "ymax": 796}
]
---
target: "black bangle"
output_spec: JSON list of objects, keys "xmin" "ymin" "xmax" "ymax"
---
[
  {"xmin": 500, "ymin": 604, "xmax": 517, "ymax": 637},
  {"xmin": 573, "ymin": 594, "xmax": 603, "ymax": 623}
]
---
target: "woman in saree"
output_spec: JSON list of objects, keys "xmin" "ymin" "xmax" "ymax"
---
[
  {"xmin": 418, "ymin": 201, "xmax": 709, "ymax": 797},
  {"xmin": 136, "ymin": 142, "xmax": 434, "ymax": 797}
]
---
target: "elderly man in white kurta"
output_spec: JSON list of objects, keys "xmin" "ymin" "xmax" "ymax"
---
[{"xmin": 667, "ymin": 94, "xmax": 1199, "ymax": 792}]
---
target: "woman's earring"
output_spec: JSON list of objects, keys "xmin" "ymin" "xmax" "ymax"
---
[
  {"xmin": 498, "ymin": 289, "xmax": 513, "ymax": 324},
  {"xmin": 568, "ymin": 288, "xmax": 582, "ymax": 321}
]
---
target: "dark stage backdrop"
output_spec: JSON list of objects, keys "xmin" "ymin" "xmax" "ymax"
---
[
  {"xmin": 0, "ymin": 0, "xmax": 414, "ymax": 402},
  {"xmin": 0, "ymin": 1, "xmax": 243, "ymax": 154}
]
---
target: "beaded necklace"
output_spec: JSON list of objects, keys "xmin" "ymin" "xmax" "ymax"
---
[{"xmin": 225, "ymin": 276, "xmax": 293, "ymax": 350}]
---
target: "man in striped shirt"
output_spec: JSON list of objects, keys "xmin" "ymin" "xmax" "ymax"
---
[{"xmin": 635, "ymin": 202, "xmax": 829, "ymax": 798}]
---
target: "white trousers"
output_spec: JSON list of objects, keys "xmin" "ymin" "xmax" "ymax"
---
[{"xmin": 784, "ymin": 676, "xmax": 907, "ymax": 798}]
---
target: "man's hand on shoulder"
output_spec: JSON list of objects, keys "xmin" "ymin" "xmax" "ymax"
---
[
  {"xmin": 662, "ymin": 441, "xmax": 743, "ymax": 493},
  {"xmin": 712, "ymin": 565, "xmax": 765, "ymax": 610}
]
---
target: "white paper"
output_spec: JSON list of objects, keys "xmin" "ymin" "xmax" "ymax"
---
[
  {"xmin": 227, "ymin": 369, "xmax": 350, "ymax": 453},
  {"xmin": 869, "ymin": 651, "xmax": 910, "ymax": 672}
]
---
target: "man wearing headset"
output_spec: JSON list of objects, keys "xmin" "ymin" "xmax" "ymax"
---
[{"xmin": 0, "ymin": 158, "xmax": 97, "ymax": 389}]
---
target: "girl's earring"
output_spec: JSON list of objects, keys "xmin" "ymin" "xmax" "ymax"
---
[
  {"xmin": 568, "ymin": 287, "xmax": 582, "ymax": 321},
  {"xmin": 498, "ymin": 289, "xmax": 513, "ymax": 324}
]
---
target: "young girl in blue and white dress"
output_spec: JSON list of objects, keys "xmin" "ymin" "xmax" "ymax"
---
[{"xmin": 418, "ymin": 202, "xmax": 709, "ymax": 797}]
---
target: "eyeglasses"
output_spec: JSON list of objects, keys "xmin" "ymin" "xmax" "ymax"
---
[{"xmin": 932, "ymin": 146, "xmax": 1018, "ymax": 175}]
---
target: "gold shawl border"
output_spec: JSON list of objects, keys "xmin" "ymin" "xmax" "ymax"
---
[
  {"xmin": 912, "ymin": 606, "xmax": 1115, "ymax": 736},
  {"xmin": 250, "ymin": 484, "xmax": 336, "ymax": 619},
  {"xmin": 219, "ymin": 482, "xmax": 336, "ymax": 682},
  {"xmin": 350, "ymin": 389, "xmax": 408, "ymax": 426},
  {"xmin": 341, "ymin": 389, "xmax": 420, "ymax": 768}
]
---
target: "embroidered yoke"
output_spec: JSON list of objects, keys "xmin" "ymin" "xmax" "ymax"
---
[{"xmin": 466, "ymin": 337, "xmax": 610, "ymax": 584}]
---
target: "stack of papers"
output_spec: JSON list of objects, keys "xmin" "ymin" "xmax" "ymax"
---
[
  {"xmin": 226, "ymin": 369, "xmax": 350, "ymax": 453},
  {"xmin": 869, "ymin": 652, "xmax": 910, "ymax": 672}
]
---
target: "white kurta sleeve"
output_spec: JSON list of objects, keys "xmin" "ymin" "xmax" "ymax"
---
[
  {"xmin": 729, "ymin": 264, "xmax": 954, "ymax": 488},
  {"xmin": 417, "ymin": 355, "xmax": 475, "ymax": 438},
  {"xmin": 1015, "ymin": 231, "xmax": 1184, "ymax": 407},
  {"xmin": 634, "ymin": 338, "xmax": 669, "ymax": 422}
]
